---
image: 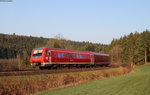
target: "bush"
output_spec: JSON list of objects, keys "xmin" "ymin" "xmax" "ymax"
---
[{"xmin": 0, "ymin": 59, "xmax": 19, "ymax": 71}]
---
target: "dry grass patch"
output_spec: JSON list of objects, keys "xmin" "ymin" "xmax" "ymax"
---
[
  {"xmin": 0, "ymin": 59, "xmax": 19, "ymax": 71},
  {"xmin": 0, "ymin": 67, "xmax": 133, "ymax": 95}
]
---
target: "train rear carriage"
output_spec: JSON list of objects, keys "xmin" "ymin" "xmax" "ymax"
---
[{"xmin": 93, "ymin": 52, "xmax": 111, "ymax": 66}]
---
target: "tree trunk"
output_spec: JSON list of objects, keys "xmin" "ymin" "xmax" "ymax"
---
[{"xmin": 145, "ymin": 48, "xmax": 147, "ymax": 64}]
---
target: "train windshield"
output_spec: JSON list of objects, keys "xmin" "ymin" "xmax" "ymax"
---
[{"xmin": 32, "ymin": 49, "xmax": 43, "ymax": 58}]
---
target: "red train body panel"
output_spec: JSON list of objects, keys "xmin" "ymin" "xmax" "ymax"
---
[{"xmin": 30, "ymin": 47, "xmax": 111, "ymax": 67}]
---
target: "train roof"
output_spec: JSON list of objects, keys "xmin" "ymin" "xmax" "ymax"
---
[
  {"xmin": 92, "ymin": 52, "xmax": 110, "ymax": 56},
  {"xmin": 33, "ymin": 47, "xmax": 109, "ymax": 56}
]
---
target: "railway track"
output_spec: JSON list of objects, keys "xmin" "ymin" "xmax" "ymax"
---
[{"xmin": 0, "ymin": 66, "xmax": 116, "ymax": 77}]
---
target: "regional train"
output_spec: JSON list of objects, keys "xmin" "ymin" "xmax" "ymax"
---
[{"xmin": 30, "ymin": 47, "xmax": 111, "ymax": 69}]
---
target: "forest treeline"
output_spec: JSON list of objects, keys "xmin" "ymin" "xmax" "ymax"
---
[
  {"xmin": 109, "ymin": 30, "xmax": 150, "ymax": 64},
  {"xmin": 0, "ymin": 33, "xmax": 107, "ymax": 60},
  {"xmin": 0, "ymin": 30, "xmax": 150, "ymax": 65}
]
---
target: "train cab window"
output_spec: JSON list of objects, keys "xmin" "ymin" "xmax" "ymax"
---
[
  {"xmin": 58, "ymin": 53, "xmax": 61, "ymax": 58},
  {"xmin": 32, "ymin": 49, "xmax": 43, "ymax": 58}
]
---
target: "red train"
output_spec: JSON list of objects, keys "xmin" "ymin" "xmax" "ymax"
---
[{"xmin": 30, "ymin": 47, "xmax": 111, "ymax": 69}]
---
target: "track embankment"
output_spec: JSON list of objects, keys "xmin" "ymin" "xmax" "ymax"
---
[
  {"xmin": 0, "ymin": 66, "xmax": 132, "ymax": 95},
  {"xmin": 0, "ymin": 67, "xmax": 114, "ymax": 77}
]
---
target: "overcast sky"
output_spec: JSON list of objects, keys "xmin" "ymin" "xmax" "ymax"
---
[{"xmin": 0, "ymin": 0, "xmax": 150, "ymax": 44}]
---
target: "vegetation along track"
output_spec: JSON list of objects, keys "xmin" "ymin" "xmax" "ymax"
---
[{"xmin": 0, "ymin": 66, "xmax": 115, "ymax": 77}]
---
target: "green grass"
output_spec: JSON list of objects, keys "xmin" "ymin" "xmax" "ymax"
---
[{"xmin": 38, "ymin": 65, "xmax": 150, "ymax": 95}]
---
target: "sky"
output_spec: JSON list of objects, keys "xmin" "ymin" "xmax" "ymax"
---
[{"xmin": 0, "ymin": 0, "xmax": 150, "ymax": 44}]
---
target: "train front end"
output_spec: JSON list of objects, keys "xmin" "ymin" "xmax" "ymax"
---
[
  {"xmin": 30, "ymin": 48, "xmax": 51, "ymax": 68},
  {"xmin": 30, "ymin": 48, "xmax": 45, "ymax": 66},
  {"xmin": 30, "ymin": 48, "xmax": 44, "ymax": 66}
]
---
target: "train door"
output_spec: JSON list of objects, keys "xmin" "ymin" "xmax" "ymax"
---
[
  {"xmin": 69, "ymin": 53, "xmax": 74, "ymax": 63},
  {"xmin": 90, "ymin": 54, "xmax": 94, "ymax": 64},
  {"xmin": 46, "ymin": 50, "xmax": 51, "ymax": 63}
]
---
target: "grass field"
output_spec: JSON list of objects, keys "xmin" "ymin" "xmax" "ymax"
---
[{"xmin": 38, "ymin": 64, "xmax": 150, "ymax": 95}]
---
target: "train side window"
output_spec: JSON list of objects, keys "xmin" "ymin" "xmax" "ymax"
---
[
  {"xmin": 83, "ymin": 55, "xmax": 85, "ymax": 59},
  {"xmin": 86, "ymin": 55, "xmax": 88, "ymax": 58},
  {"xmin": 58, "ymin": 53, "xmax": 61, "ymax": 58},
  {"xmin": 80, "ymin": 55, "xmax": 83, "ymax": 59},
  {"xmin": 84, "ymin": 55, "xmax": 87, "ymax": 58},
  {"xmin": 77, "ymin": 54, "xmax": 79, "ymax": 58},
  {"xmin": 76, "ymin": 54, "xmax": 78, "ymax": 58},
  {"xmin": 75, "ymin": 54, "xmax": 77, "ymax": 58},
  {"xmin": 78, "ymin": 55, "xmax": 80, "ymax": 58},
  {"xmin": 79, "ymin": 55, "xmax": 81, "ymax": 58},
  {"xmin": 62, "ymin": 53, "xmax": 65, "ymax": 58},
  {"xmin": 73, "ymin": 54, "xmax": 76, "ymax": 58},
  {"xmin": 106, "ymin": 57, "xmax": 108, "ymax": 59},
  {"xmin": 87, "ymin": 55, "xmax": 89, "ymax": 58},
  {"xmin": 100, "ymin": 56, "xmax": 103, "ymax": 59},
  {"xmin": 54, "ymin": 53, "xmax": 57, "ymax": 57},
  {"xmin": 83, "ymin": 55, "xmax": 85, "ymax": 58},
  {"xmin": 82, "ymin": 55, "xmax": 84, "ymax": 58},
  {"xmin": 73, "ymin": 54, "xmax": 75, "ymax": 58},
  {"xmin": 85, "ymin": 55, "xmax": 88, "ymax": 58},
  {"xmin": 65, "ymin": 54, "xmax": 68, "ymax": 58},
  {"xmin": 100, "ymin": 56, "xmax": 101, "ymax": 59},
  {"xmin": 70, "ymin": 54, "xmax": 73, "ymax": 58}
]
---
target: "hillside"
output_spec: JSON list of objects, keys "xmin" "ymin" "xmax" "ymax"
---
[
  {"xmin": 0, "ymin": 33, "xmax": 108, "ymax": 59},
  {"xmin": 0, "ymin": 29, "xmax": 150, "ymax": 65}
]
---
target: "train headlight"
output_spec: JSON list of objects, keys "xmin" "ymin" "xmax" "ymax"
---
[{"xmin": 46, "ymin": 57, "xmax": 49, "ymax": 60}]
